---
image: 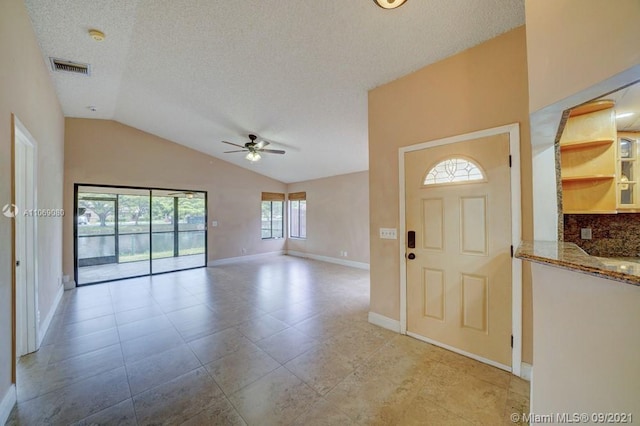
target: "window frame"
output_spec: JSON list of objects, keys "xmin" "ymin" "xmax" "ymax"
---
[
  {"xmin": 422, "ymin": 155, "xmax": 487, "ymax": 187},
  {"xmin": 289, "ymin": 199, "xmax": 306, "ymax": 239},
  {"xmin": 261, "ymin": 200, "xmax": 284, "ymax": 240}
]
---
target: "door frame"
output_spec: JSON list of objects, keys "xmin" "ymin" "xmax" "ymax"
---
[
  {"xmin": 398, "ymin": 123, "xmax": 523, "ymax": 376},
  {"xmin": 12, "ymin": 114, "xmax": 39, "ymax": 360}
]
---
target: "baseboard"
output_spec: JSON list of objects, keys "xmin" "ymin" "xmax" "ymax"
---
[
  {"xmin": 208, "ymin": 251, "xmax": 285, "ymax": 266},
  {"xmin": 520, "ymin": 362, "xmax": 533, "ymax": 381},
  {"xmin": 368, "ymin": 311, "xmax": 401, "ymax": 332},
  {"xmin": 38, "ymin": 283, "xmax": 64, "ymax": 347},
  {"xmin": 0, "ymin": 385, "xmax": 16, "ymax": 426},
  {"xmin": 286, "ymin": 251, "xmax": 370, "ymax": 270}
]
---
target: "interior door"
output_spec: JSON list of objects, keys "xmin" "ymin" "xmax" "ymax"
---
[
  {"xmin": 14, "ymin": 124, "xmax": 37, "ymax": 356},
  {"xmin": 405, "ymin": 133, "xmax": 512, "ymax": 367}
]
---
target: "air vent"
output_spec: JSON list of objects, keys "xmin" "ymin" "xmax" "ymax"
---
[{"xmin": 49, "ymin": 58, "xmax": 91, "ymax": 76}]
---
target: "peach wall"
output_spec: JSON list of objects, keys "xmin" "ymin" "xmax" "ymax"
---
[
  {"xmin": 286, "ymin": 171, "xmax": 369, "ymax": 265},
  {"xmin": 64, "ymin": 119, "xmax": 287, "ymax": 281},
  {"xmin": 0, "ymin": 0, "xmax": 65, "ymax": 415},
  {"xmin": 368, "ymin": 27, "xmax": 533, "ymax": 363},
  {"xmin": 526, "ymin": 0, "xmax": 640, "ymax": 113}
]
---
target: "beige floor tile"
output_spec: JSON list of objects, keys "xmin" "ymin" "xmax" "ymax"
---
[
  {"xmin": 133, "ymin": 367, "xmax": 223, "ymax": 425},
  {"xmin": 509, "ymin": 375, "xmax": 531, "ymax": 397},
  {"xmin": 121, "ymin": 327, "xmax": 185, "ymax": 364},
  {"xmin": 40, "ymin": 344, "xmax": 124, "ymax": 395},
  {"xmin": 235, "ymin": 314, "xmax": 290, "ymax": 342},
  {"xmin": 181, "ymin": 396, "xmax": 247, "ymax": 426},
  {"xmin": 188, "ymin": 328, "xmax": 258, "ymax": 365},
  {"xmin": 117, "ymin": 314, "xmax": 174, "ymax": 342},
  {"xmin": 269, "ymin": 301, "xmax": 323, "ymax": 326},
  {"xmin": 13, "ymin": 257, "xmax": 516, "ymax": 425},
  {"xmin": 256, "ymin": 327, "xmax": 319, "ymax": 364},
  {"xmin": 229, "ymin": 367, "xmax": 319, "ymax": 426},
  {"xmin": 49, "ymin": 327, "xmax": 120, "ymax": 363},
  {"xmin": 71, "ymin": 398, "xmax": 137, "ymax": 426},
  {"xmin": 290, "ymin": 397, "xmax": 355, "ymax": 426},
  {"xmin": 285, "ymin": 344, "xmax": 356, "ymax": 395},
  {"xmin": 419, "ymin": 363, "xmax": 509, "ymax": 426},
  {"xmin": 10, "ymin": 367, "xmax": 130, "ymax": 425},
  {"xmin": 504, "ymin": 390, "xmax": 530, "ymax": 426},
  {"xmin": 294, "ymin": 313, "xmax": 352, "ymax": 341},
  {"xmin": 395, "ymin": 394, "xmax": 473, "ymax": 426},
  {"xmin": 435, "ymin": 347, "xmax": 512, "ymax": 388},
  {"xmin": 363, "ymin": 338, "xmax": 440, "ymax": 387},
  {"xmin": 205, "ymin": 347, "xmax": 280, "ymax": 395},
  {"xmin": 324, "ymin": 368, "xmax": 421, "ymax": 424},
  {"xmin": 126, "ymin": 344, "xmax": 202, "ymax": 395}
]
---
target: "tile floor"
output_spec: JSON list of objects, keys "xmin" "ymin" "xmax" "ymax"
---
[{"xmin": 7, "ymin": 256, "xmax": 529, "ymax": 425}]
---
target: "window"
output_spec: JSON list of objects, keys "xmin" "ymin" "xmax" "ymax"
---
[
  {"xmin": 289, "ymin": 192, "xmax": 306, "ymax": 239},
  {"xmin": 261, "ymin": 192, "xmax": 284, "ymax": 239},
  {"xmin": 424, "ymin": 157, "xmax": 485, "ymax": 185}
]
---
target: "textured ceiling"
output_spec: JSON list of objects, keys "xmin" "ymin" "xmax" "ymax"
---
[{"xmin": 25, "ymin": 0, "xmax": 525, "ymax": 183}]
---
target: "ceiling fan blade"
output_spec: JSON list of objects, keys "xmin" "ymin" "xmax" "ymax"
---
[
  {"xmin": 259, "ymin": 149, "xmax": 286, "ymax": 154},
  {"xmin": 224, "ymin": 150, "xmax": 248, "ymax": 153},
  {"xmin": 255, "ymin": 140, "xmax": 270, "ymax": 149},
  {"xmin": 221, "ymin": 141, "xmax": 246, "ymax": 148}
]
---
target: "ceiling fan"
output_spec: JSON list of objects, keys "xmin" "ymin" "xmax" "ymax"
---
[{"xmin": 222, "ymin": 134, "xmax": 285, "ymax": 162}]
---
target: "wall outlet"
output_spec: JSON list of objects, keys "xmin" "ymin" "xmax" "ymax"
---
[
  {"xmin": 379, "ymin": 228, "xmax": 397, "ymax": 239},
  {"xmin": 339, "ymin": 250, "xmax": 348, "ymax": 257},
  {"xmin": 211, "ymin": 220, "xmax": 218, "ymax": 227},
  {"xmin": 580, "ymin": 228, "xmax": 592, "ymax": 240},
  {"xmin": 241, "ymin": 248, "xmax": 247, "ymax": 255}
]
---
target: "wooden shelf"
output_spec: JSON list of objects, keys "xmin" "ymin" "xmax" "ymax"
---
[
  {"xmin": 568, "ymin": 100, "xmax": 615, "ymax": 117},
  {"xmin": 560, "ymin": 138, "xmax": 614, "ymax": 151},
  {"xmin": 561, "ymin": 174, "xmax": 615, "ymax": 182}
]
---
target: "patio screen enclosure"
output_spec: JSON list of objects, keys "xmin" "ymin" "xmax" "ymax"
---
[{"xmin": 74, "ymin": 184, "xmax": 207, "ymax": 285}]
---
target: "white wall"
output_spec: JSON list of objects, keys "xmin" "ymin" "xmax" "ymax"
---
[{"xmin": 531, "ymin": 263, "xmax": 640, "ymax": 413}]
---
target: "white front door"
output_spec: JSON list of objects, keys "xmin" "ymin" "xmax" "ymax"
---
[{"xmin": 404, "ymin": 133, "xmax": 512, "ymax": 368}]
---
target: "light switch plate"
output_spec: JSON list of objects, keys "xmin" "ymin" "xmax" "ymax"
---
[
  {"xmin": 580, "ymin": 228, "xmax": 592, "ymax": 240},
  {"xmin": 380, "ymin": 228, "xmax": 397, "ymax": 239}
]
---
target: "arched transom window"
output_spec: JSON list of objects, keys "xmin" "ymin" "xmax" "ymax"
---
[{"xmin": 423, "ymin": 157, "xmax": 485, "ymax": 186}]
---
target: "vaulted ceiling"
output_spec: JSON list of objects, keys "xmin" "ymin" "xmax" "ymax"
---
[{"xmin": 25, "ymin": 0, "xmax": 525, "ymax": 183}]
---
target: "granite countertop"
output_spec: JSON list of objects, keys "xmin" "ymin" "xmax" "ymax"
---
[{"xmin": 515, "ymin": 241, "xmax": 640, "ymax": 286}]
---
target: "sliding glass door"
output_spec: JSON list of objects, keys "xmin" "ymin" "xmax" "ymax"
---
[{"xmin": 75, "ymin": 185, "xmax": 207, "ymax": 285}]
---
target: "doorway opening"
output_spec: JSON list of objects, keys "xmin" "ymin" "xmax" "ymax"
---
[{"xmin": 74, "ymin": 184, "xmax": 207, "ymax": 285}]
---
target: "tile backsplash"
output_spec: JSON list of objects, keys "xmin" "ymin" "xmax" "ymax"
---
[{"xmin": 564, "ymin": 214, "xmax": 640, "ymax": 257}]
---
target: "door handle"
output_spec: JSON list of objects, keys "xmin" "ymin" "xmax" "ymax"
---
[
  {"xmin": 407, "ymin": 253, "xmax": 416, "ymax": 260},
  {"xmin": 15, "ymin": 260, "xmax": 20, "ymax": 267}
]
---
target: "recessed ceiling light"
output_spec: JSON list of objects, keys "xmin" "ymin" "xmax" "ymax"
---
[
  {"xmin": 88, "ymin": 29, "xmax": 105, "ymax": 42},
  {"xmin": 373, "ymin": 0, "xmax": 407, "ymax": 9},
  {"xmin": 616, "ymin": 112, "xmax": 635, "ymax": 119}
]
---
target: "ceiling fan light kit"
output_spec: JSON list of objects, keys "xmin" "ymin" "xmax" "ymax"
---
[
  {"xmin": 221, "ymin": 134, "xmax": 286, "ymax": 162},
  {"xmin": 246, "ymin": 152, "xmax": 261, "ymax": 162},
  {"xmin": 373, "ymin": 0, "xmax": 407, "ymax": 9}
]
